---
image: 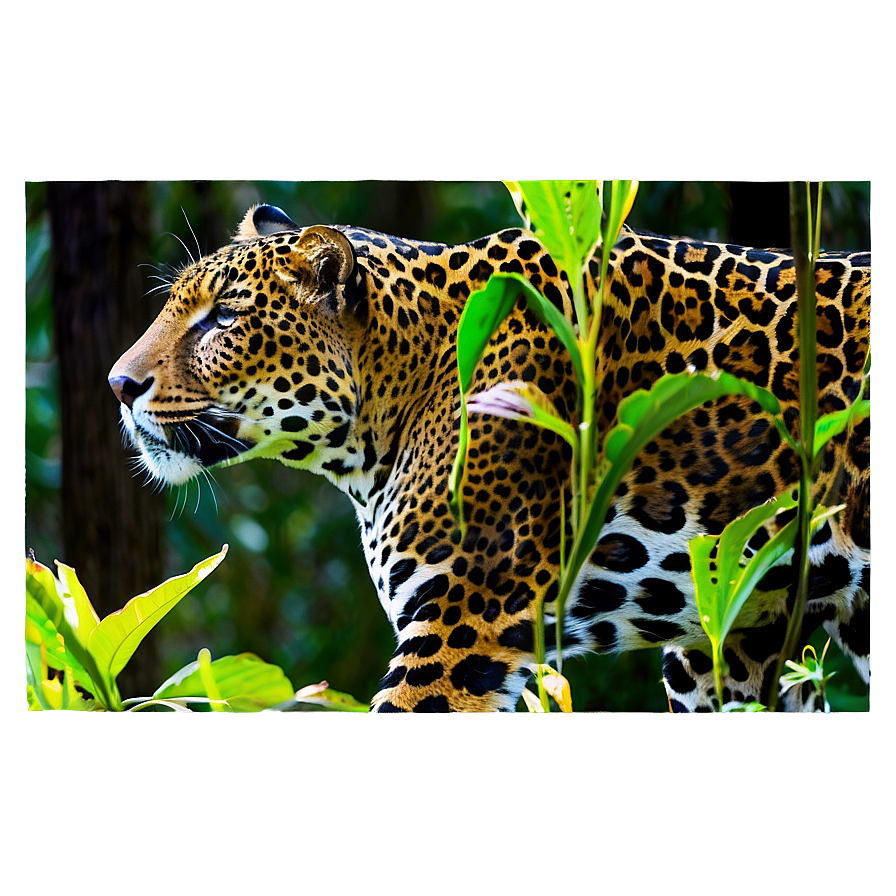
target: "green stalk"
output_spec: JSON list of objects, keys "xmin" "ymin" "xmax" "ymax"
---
[
  {"xmin": 768, "ymin": 182, "xmax": 821, "ymax": 711},
  {"xmin": 713, "ymin": 644, "xmax": 725, "ymax": 713},
  {"xmin": 534, "ymin": 595, "xmax": 550, "ymax": 710}
]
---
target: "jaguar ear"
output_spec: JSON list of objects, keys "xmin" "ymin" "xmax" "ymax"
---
[
  {"xmin": 295, "ymin": 225, "xmax": 356, "ymax": 289},
  {"xmin": 234, "ymin": 204, "xmax": 300, "ymax": 242}
]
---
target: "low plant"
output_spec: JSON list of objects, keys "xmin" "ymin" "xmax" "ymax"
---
[
  {"xmin": 689, "ymin": 182, "xmax": 869, "ymax": 711},
  {"xmin": 25, "ymin": 547, "xmax": 367, "ymax": 712}
]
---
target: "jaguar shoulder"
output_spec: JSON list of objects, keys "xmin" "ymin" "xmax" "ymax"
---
[{"xmin": 109, "ymin": 203, "xmax": 871, "ymax": 712}]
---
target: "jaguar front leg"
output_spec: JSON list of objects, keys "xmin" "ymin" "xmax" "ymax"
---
[{"xmin": 369, "ymin": 572, "xmax": 543, "ymax": 712}]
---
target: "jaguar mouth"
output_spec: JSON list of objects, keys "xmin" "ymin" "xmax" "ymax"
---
[
  {"xmin": 166, "ymin": 409, "xmax": 252, "ymax": 467},
  {"xmin": 125, "ymin": 407, "xmax": 253, "ymax": 485}
]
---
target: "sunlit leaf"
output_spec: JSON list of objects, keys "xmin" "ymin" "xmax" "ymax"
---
[
  {"xmin": 27, "ymin": 557, "xmax": 114, "ymax": 708},
  {"xmin": 55, "ymin": 560, "xmax": 100, "ymax": 648},
  {"xmin": 154, "ymin": 651, "xmax": 295, "ymax": 712},
  {"xmin": 26, "ymin": 593, "xmax": 97, "ymax": 702},
  {"xmin": 569, "ymin": 370, "xmax": 783, "ymax": 578},
  {"xmin": 690, "ymin": 494, "xmax": 843, "ymax": 710},
  {"xmin": 691, "ymin": 493, "xmax": 798, "ymax": 655},
  {"xmin": 512, "ymin": 181, "xmax": 602, "ymax": 279},
  {"xmin": 602, "ymin": 181, "xmax": 639, "ymax": 249},
  {"xmin": 86, "ymin": 546, "xmax": 228, "ymax": 702},
  {"xmin": 813, "ymin": 399, "xmax": 869, "ymax": 466}
]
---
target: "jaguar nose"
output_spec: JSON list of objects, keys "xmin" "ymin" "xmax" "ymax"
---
[{"xmin": 109, "ymin": 375, "xmax": 154, "ymax": 409}]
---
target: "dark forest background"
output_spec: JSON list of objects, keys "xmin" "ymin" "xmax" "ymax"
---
[{"xmin": 24, "ymin": 181, "xmax": 871, "ymax": 709}]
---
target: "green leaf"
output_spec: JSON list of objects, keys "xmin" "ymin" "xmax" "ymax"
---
[
  {"xmin": 27, "ymin": 559, "xmax": 108, "ymax": 707},
  {"xmin": 26, "ymin": 558, "xmax": 65, "ymax": 630},
  {"xmin": 154, "ymin": 651, "xmax": 295, "ymax": 712},
  {"xmin": 601, "ymin": 181, "xmax": 639, "ymax": 249},
  {"xmin": 691, "ymin": 492, "xmax": 797, "ymax": 651},
  {"xmin": 86, "ymin": 546, "xmax": 228, "ymax": 700},
  {"xmin": 690, "ymin": 494, "xmax": 842, "ymax": 710},
  {"xmin": 26, "ymin": 594, "xmax": 96, "ymax": 695},
  {"xmin": 55, "ymin": 560, "xmax": 100, "ymax": 648},
  {"xmin": 512, "ymin": 181, "xmax": 602, "ymax": 279},
  {"xmin": 569, "ymin": 370, "xmax": 783, "ymax": 577},
  {"xmin": 455, "ymin": 275, "xmax": 522, "ymax": 392},
  {"xmin": 448, "ymin": 390, "xmax": 470, "ymax": 531},
  {"xmin": 813, "ymin": 399, "xmax": 869, "ymax": 465}
]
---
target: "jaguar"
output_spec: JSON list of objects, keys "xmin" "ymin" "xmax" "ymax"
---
[{"xmin": 108, "ymin": 201, "xmax": 870, "ymax": 711}]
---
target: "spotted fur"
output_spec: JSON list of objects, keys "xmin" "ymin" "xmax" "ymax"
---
[{"xmin": 109, "ymin": 204, "xmax": 870, "ymax": 711}]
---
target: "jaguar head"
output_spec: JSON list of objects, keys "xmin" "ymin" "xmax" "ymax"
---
[{"xmin": 108, "ymin": 205, "xmax": 364, "ymax": 488}]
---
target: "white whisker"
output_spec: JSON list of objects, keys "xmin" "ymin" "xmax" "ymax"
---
[
  {"xmin": 182, "ymin": 207, "xmax": 203, "ymax": 262},
  {"xmin": 166, "ymin": 231, "xmax": 196, "ymax": 266}
]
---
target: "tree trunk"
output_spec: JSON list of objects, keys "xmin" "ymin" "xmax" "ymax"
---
[{"xmin": 47, "ymin": 181, "xmax": 166, "ymax": 699}]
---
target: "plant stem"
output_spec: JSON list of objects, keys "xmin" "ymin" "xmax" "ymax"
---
[
  {"xmin": 713, "ymin": 642, "xmax": 725, "ymax": 712},
  {"xmin": 768, "ymin": 182, "xmax": 820, "ymax": 711},
  {"xmin": 534, "ymin": 598, "xmax": 550, "ymax": 710}
]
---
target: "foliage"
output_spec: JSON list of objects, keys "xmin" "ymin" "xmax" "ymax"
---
[
  {"xmin": 688, "ymin": 182, "xmax": 870, "ymax": 711},
  {"xmin": 451, "ymin": 182, "xmax": 805, "ymax": 711},
  {"xmin": 690, "ymin": 498, "xmax": 843, "ymax": 711},
  {"xmin": 25, "ymin": 547, "xmax": 369, "ymax": 712}
]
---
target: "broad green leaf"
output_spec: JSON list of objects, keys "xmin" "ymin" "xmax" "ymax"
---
[
  {"xmin": 512, "ymin": 181, "xmax": 602, "ymax": 279},
  {"xmin": 455, "ymin": 275, "xmax": 522, "ymax": 392},
  {"xmin": 569, "ymin": 370, "xmax": 783, "ymax": 577},
  {"xmin": 732, "ymin": 502, "xmax": 843, "ymax": 626},
  {"xmin": 26, "ymin": 558, "xmax": 65, "ymax": 629},
  {"xmin": 466, "ymin": 381, "xmax": 578, "ymax": 449},
  {"xmin": 26, "ymin": 641, "xmax": 60, "ymax": 710},
  {"xmin": 266, "ymin": 681, "xmax": 369, "ymax": 712},
  {"xmin": 27, "ymin": 557, "xmax": 113, "ymax": 707},
  {"xmin": 26, "ymin": 593, "xmax": 97, "ymax": 700},
  {"xmin": 86, "ymin": 546, "xmax": 228, "ymax": 696},
  {"xmin": 690, "ymin": 494, "xmax": 842, "ymax": 710},
  {"xmin": 55, "ymin": 561, "xmax": 100, "ymax": 649},
  {"xmin": 154, "ymin": 651, "xmax": 295, "ymax": 712},
  {"xmin": 813, "ymin": 399, "xmax": 869, "ymax": 465},
  {"xmin": 691, "ymin": 493, "xmax": 798, "ymax": 654}
]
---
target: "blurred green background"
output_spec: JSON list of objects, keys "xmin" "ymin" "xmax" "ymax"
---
[{"xmin": 25, "ymin": 181, "xmax": 870, "ymax": 710}]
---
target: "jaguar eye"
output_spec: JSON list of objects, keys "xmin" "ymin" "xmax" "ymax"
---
[{"xmin": 212, "ymin": 306, "xmax": 238, "ymax": 328}]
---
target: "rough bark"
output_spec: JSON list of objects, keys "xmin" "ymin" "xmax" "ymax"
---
[{"xmin": 47, "ymin": 181, "xmax": 166, "ymax": 698}]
